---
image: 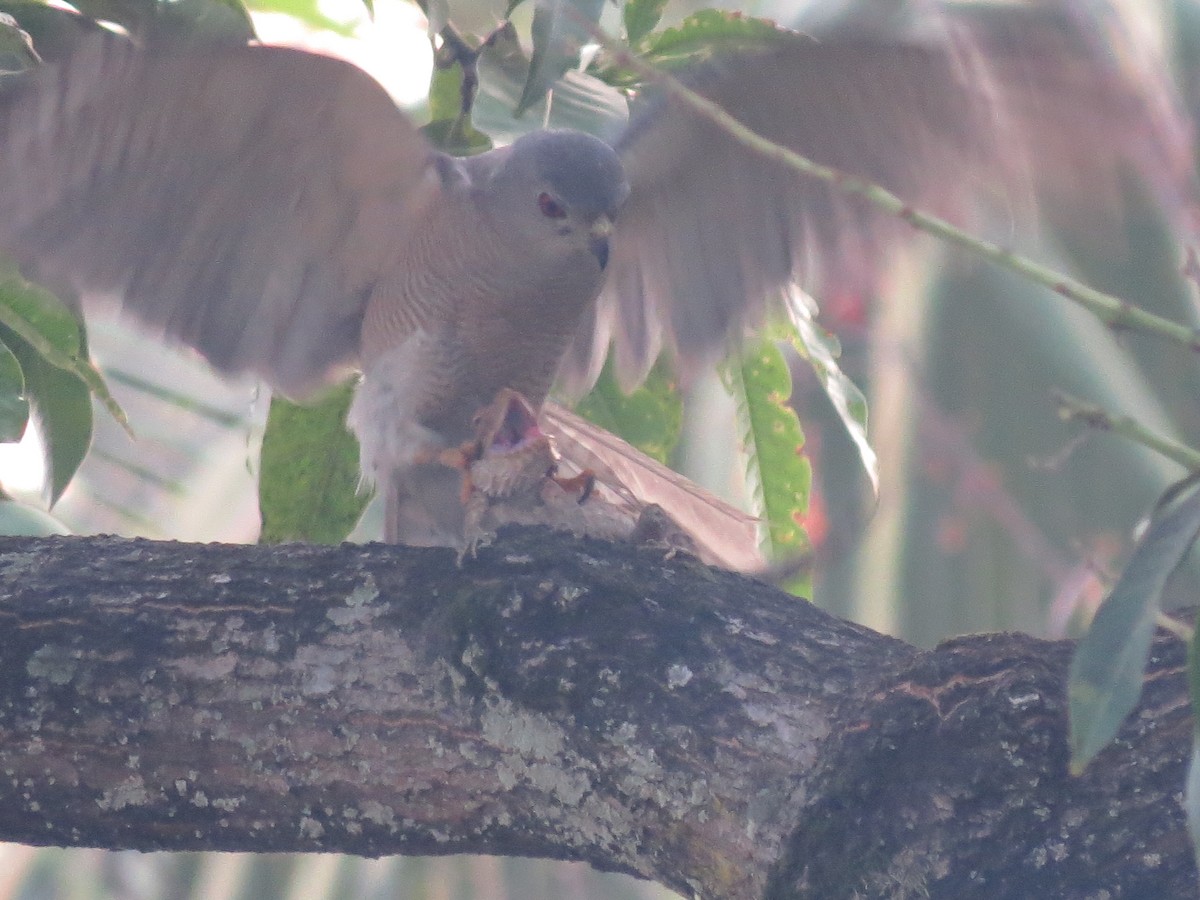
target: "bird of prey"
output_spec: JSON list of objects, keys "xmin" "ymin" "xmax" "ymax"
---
[
  {"xmin": 452, "ymin": 388, "xmax": 718, "ymax": 564},
  {"xmin": 0, "ymin": 3, "xmax": 1190, "ymax": 549}
]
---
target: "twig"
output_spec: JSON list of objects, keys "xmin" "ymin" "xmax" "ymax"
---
[
  {"xmin": 415, "ymin": 0, "xmax": 508, "ymax": 123},
  {"xmin": 1155, "ymin": 610, "xmax": 1194, "ymax": 644},
  {"xmin": 1053, "ymin": 390, "xmax": 1200, "ymax": 470}
]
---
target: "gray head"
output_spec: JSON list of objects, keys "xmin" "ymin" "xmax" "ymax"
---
[
  {"xmin": 477, "ymin": 129, "xmax": 630, "ymax": 273},
  {"xmin": 510, "ymin": 129, "xmax": 630, "ymax": 218}
]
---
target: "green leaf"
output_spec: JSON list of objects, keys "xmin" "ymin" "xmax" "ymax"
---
[
  {"xmin": 0, "ymin": 323, "xmax": 92, "ymax": 505},
  {"xmin": 146, "ymin": 0, "xmax": 257, "ymax": 45},
  {"xmin": 0, "ymin": 271, "xmax": 95, "ymax": 503},
  {"xmin": 69, "ymin": 0, "xmax": 256, "ymax": 43},
  {"xmin": 0, "ymin": 11, "xmax": 39, "ymax": 73},
  {"xmin": 0, "ymin": 496, "xmax": 69, "ymax": 535},
  {"xmin": 422, "ymin": 117, "xmax": 494, "ymax": 156},
  {"xmin": 0, "ymin": 336, "xmax": 28, "ymax": 443},
  {"xmin": 639, "ymin": 9, "xmax": 785, "ymax": 70},
  {"xmin": 1069, "ymin": 476, "xmax": 1200, "ymax": 772},
  {"xmin": 0, "ymin": 263, "xmax": 126, "ymax": 432},
  {"xmin": 0, "ymin": 2, "xmax": 105, "ymax": 63},
  {"xmin": 516, "ymin": 0, "xmax": 605, "ymax": 115},
  {"xmin": 572, "ymin": 357, "xmax": 682, "ymax": 464},
  {"xmin": 593, "ymin": 10, "xmax": 785, "ymax": 90},
  {"xmin": 243, "ymin": 0, "xmax": 354, "ymax": 35},
  {"xmin": 259, "ymin": 381, "xmax": 371, "ymax": 544},
  {"xmin": 428, "ymin": 51, "xmax": 466, "ymax": 124},
  {"xmin": 476, "ymin": 26, "xmax": 628, "ymax": 141},
  {"xmin": 423, "ymin": 61, "xmax": 493, "ymax": 156},
  {"xmin": 0, "ymin": 262, "xmax": 82, "ymax": 361},
  {"xmin": 622, "ymin": 0, "xmax": 667, "ymax": 46},
  {"xmin": 728, "ymin": 337, "xmax": 811, "ymax": 562},
  {"xmin": 786, "ymin": 287, "xmax": 878, "ymax": 495},
  {"xmin": 66, "ymin": 0, "xmax": 157, "ymax": 36}
]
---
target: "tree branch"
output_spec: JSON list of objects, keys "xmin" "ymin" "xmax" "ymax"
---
[{"xmin": 0, "ymin": 531, "xmax": 1193, "ymax": 898}]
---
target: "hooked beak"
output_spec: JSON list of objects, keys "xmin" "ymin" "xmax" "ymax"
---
[{"xmin": 589, "ymin": 215, "xmax": 613, "ymax": 270}]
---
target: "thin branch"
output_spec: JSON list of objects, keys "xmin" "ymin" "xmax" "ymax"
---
[
  {"xmin": 1053, "ymin": 390, "xmax": 1200, "ymax": 471},
  {"xmin": 1156, "ymin": 610, "xmax": 1195, "ymax": 643}
]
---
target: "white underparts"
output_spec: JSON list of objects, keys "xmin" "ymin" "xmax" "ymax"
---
[{"xmin": 347, "ymin": 334, "xmax": 445, "ymax": 489}]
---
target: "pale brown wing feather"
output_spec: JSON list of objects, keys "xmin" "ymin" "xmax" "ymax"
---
[
  {"xmin": 0, "ymin": 36, "xmax": 439, "ymax": 397},
  {"xmin": 558, "ymin": 6, "xmax": 1196, "ymax": 392},
  {"xmin": 962, "ymin": 3, "xmax": 1195, "ymax": 239}
]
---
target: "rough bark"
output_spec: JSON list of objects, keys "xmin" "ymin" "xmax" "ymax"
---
[{"xmin": 0, "ymin": 530, "xmax": 1192, "ymax": 899}]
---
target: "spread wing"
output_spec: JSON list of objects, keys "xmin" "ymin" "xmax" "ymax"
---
[
  {"xmin": 0, "ymin": 36, "xmax": 440, "ymax": 397},
  {"xmin": 560, "ymin": 7, "xmax": 1196, "ymax": 390},
  {"xmin": 541, "ymin": 401, "xmax": 764, "ymax": 571}
]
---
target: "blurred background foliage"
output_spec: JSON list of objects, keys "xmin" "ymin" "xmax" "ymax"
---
[{"xmin": 1, "ymin": 0, "xmax": 1199, "ymax": 896}]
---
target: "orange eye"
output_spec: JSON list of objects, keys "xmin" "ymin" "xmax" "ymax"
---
[{"xmin": 538, "ymin": 192, "xmax": 567, "ymax": 219}]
